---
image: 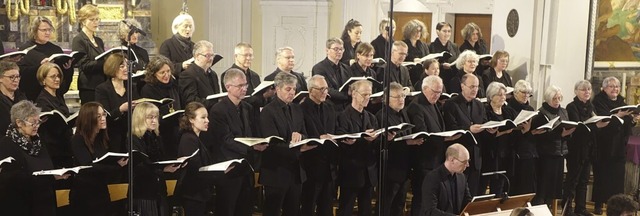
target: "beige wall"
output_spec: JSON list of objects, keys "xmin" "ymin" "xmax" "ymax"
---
[
  {"xmin": 149, "ymin": 0, "xmax": 210, "ymax": 55},
  {"xmin": 251, "ymin": 0, "xmax": 263, "ymax": 74}
]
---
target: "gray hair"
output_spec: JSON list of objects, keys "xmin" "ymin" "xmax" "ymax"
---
[
  {"xmin": 514, "ymin": 80, "xmax": 533, "ymax": 94},
  {"xmin": 275, "ymin": 46, "xmax": 294, "ymax": 59},
  {"xmin": 455, "ymin": 50, "xmax": 479, "ymax": 69},
  {"xmin": 543, "ymin": 85, "xmax": 563, "ymax": 103},
  {"xmin": 234, "ymin": 42, "xmax": 252, "ymax": 55},
  {"xmin": 574, "ymin": 80, "xmax": 592, "ymax": 91},
  {"xmin": 118, "ymin": 18, "xmax": 142, "ymax": 41},
  {"xmin": 307, "ymin": 75, "xmax": 326, "ymax": 90},
  {"xmin": 10, "ymin": 100, "xmax": 41, "ymax": 124},
  {"xmin": 402, "ymin": 19, "xmax": 428, "ymax": 40},
  {"xmin": 422, "ymin": 75, "xmax": 443, "ymax": 90},
  {"xmin": 326, "ymin": 37, "xmax": 344, "ymax": 49},
  {"xmin": 378, "ymin": 18, "xmax": 396, "ymax": 34},
  {"xmin": 601, "ymin": 76, "xmax": 620, "ymax": 88},
  {"xmin": 28, "ymin": 16, "xmax": 54, "ymax": 41},
  {"xmin": 486, "ymin": 82, "xmax": 507, "ymax": 101},
  {"xmin": 384, "ymin": 82, "xmax": 404, "ymax": 104},
  {"xmin": 223, "ymin": 68, "xmax": 245, "ymax": 88},
  {"xmin": 392, "ymin": 40, "xmax": 408, "ymax": 51},
  {"xmin": 192, "ymin": 40, "xmax": 213, "ymax": 57},
  {"xmin": 172, "ymin": 13, "xmax": 195, "ymax": 35},
  {"xmin": 461, "ymin": 22, "xmax": 483, "ymax": 41},
  {"xmin": 349, "ymin": 80, "xmax": 372, "ymax": 95},
  {"xmin": 274, "ymin": 72, "xmax": 298, "ymax": 88}
]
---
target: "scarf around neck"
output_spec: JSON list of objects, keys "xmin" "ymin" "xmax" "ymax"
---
[{"xmin": 6, "ymin": 123, "xmax": 42, "ymax": 156}]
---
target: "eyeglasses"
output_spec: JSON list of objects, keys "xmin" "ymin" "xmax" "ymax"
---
[
  {"xmin": 463, "ymin": 83, "xmax": 479, "ymax": 90},
  {"xmin": 230, "ymin": 83, "xmax": 249, "ymax": 89},
  {"xmin": 239, "ymin": 53, "xmax": 254, "ymax": 58},
  {"xmin": 355, "ymin": 91, "xmax": 372, "ymax": 98},
  {"xmin": 312, "ymin": 87, "xmax": 329, "ymax": 92},
  {"xmin": 606, "ymin": 85, "xmax": 621, "ymax": 89},
  {"xmin": 47, "ymin": 74, "xmax": 62, "ymax": 79},
  {"xmin": 330, "ymin": 47, "xmax": 345, "ymax": 52},
  {"xmin": 390, "ymin": 94, "xmax": 406, "ymax": 99},
  {"xmin": 38, "ymin": 28, "xmax": 54, "ymax": 33},
  {"xmin": 199, "ymin": 53, "xmax": 215, "ymax": 59},
  {"xmin": 23, "ymin": 119, "xmax": 44, "ymax": 128},
  {"xmin": 88, "ymin": 17, "xmax": 101, "ymax": 23},
  {"xmin": 429, "ymin": 88, "xmax": 443, "ymax": 95},
  {"xmin": 3, "ymin": 75, "xmax": 21, "ymax": 81},
  {"xmin": 146, "ymin": 115, "xmax": 159, "ymax": 120},
  {"xmin": 454, "ymin": 157, "xmax": 470, "ymax": 165}
]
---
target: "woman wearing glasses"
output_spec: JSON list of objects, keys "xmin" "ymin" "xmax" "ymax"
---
[
  {"xmin": 0, "ymin": 62, "xmax": 27, "ymax": 139},
  {"xmin": 0, "ymin": 100, "xmax": 69, "ymax": 216},
  {"xmin": 17, "ymin": 16, "xmax": 74, "ymax": 101},
  {"xmin": 95, "ymin": 53, "xmax": 140, "ymax": 153},
  {"xmin": 70, "ymin": 102, "xmax": 128, "ymax": 216},
  {"xmin": 482, "ymin": 50, "xmax": 513, "ymax": 88},
  {"xmin": 448, "ymin": 50, "xmax": 486, "ymax": 98},
  {"xmin": 72, "ymin": 4, "xmax": 106, "ymax": 103},
  {"xmin": 35, "ymin": 63, "xmax": 74, "ymax": 168},
  {"xmin": 402, "ymin": 19, "xmax": 430, "ymax": 87}
]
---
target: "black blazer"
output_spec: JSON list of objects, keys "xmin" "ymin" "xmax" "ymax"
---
[
  {"xmin": 17, "ymin": 41, "xmax": 74, "ymax": 100},
  {"xmin": 312, "ymin": 58, "xmax": 353, "ymax": 108},
  {"xmin": 505, "ymin": 97, "xmax": 538, "ymax": 159},
  {"xmin": 376, "ymin": 63, "xmax": 414, "ymax": 91},
  {"xmin": 375, "ymin": 106, "xmax": 412, "ymax": 183},
  {"xmin": 429, "ymin": 39, "xmax": 459, "ymax": 91},
  {"xmin": 0, "ymin": 91, "xmax": 27, "ymax": 139},
  {"xmin": 140, "ymin": 79, "xmax": 182, "ymax": 116},
  {"xmin": 371, "ymin": 34, "xmax": 391, "ymax": 59},
  {"xmin": 72, "ymin": 31, "xmax": 106, "ymax": 92},
  {"xmin": 179, "ymin": 64, "xmax": 220, "ymax": 109},
  {"xmin": 259, "ymin": 97, "xmax": 307, "ymax": 188},
  {"xmin": 159, "ymin": 34, "xmax": 194, "ymax": 75},
  {"xmin": 221, "ymin": 64, "xmax": 267, "ymax": 107},
  {"xmin": 129, "ymin": 131, "xmax": 168, "ymax": 200},
  {"xmin": 0, "ymin": 136, "xmax": 56, "ymax": 216},
  {"xmin": 565, "ymin": 97, "xmax": 598, "ymax": 162},
  {"xmin": 482, "ymin": 67, "xmax": 513, "ymax": 88},
  {"xmin": 592, "ymin": 91, "xmax": 633, "ymax": 160},
  {"xmin": 299, "ymin": 99, "xmax": 338, "ymax": 182},
  {"xmin": 447, "ymin": 69, "xmax": 485, "ymax": 98},
  {"xmin": 421, "ymin": 164, "xmax": 472, "ymax": 216},
  {"xmin": 442, "ymin": 95, "xmax": 488, "ymax": 170},
  {"xmin": 36, "ymin": 90, "xmax": 73, "ymax": 166},
  {"xmin": 176, "ymin": 131, "xmax": 219, "ymax": 203},
  {"xmin": 264, "ymin": 68, "xmax": 307, "ymax": 93},
  {"xmin": 95, "ymin": 79, "xmax": 140, "ymax": 153},
  {"xmin": 336, "ymin": 105, "xmax": 379, "ymax": 188},
  {"xmin": 406, "ymin": 94, "xmax": 447, "ymax": 171},
  {"xmin": 208, "ymin": 97, "xmax": 257, "ymax": 161}
]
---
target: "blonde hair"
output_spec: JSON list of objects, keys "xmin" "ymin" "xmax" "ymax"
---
[
  {"xmin": 118, "ymin": 18, "xmax": 142, "ymax": 42},
  {"xmin": 36, "ymin": 62, "xmax": 63, "ymax": 85},
  {"xmin": 77, "ymin": 4, "xmax": 100, "ymax": 28},
  {"xmin": 132, "ymin": 102, "xmax": 160, "ymax": 138},
  {"xmin": 28, "ymin": 16, "xmax": 55, "ymax": 41}
]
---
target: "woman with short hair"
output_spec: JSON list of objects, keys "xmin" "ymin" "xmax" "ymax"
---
[
  {"xmin": 448, "ymin": 50, "xmax": 485, "ymax": 97},
  {"xmin": 482, "ymin": 50, "xmax": 513, "ymax": 88},
  {"xmin": 159, "ymin": 13, "xmax": 196, "ymax": 76},
  {"xmin": 0, "ymin": 61, "xmax": 27, "ymax": 139},
  {"xmin": 507, "ymin": 80, "xmax": 538, "ymax": 195}
]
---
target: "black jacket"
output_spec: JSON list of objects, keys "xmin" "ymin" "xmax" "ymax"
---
[
  {"xmin": 179, "ymin": 63, "xmax": 220, "ymax": 110},
  {"xmin": 140, "ymin": 79, "xmax": 182, "ymax": 116},
  {"xmin": 72, "ymin": 31, "xmax": 106, "ymax": 92},
  {"xmin": 336, "ymin": 105, "xmax": 379, "ymax": 187},
  {"xmin": 264, "ymin": 68, "xmax": 307, "ymax": 93},
  {"xmin": 259, "ymin": 97, "xmax": 307, "ymax": 187},
  {"xmin": 484, "ymin": 104, "xmax": 517, "ymax": 159},
  {"xmin": 341, "ymin": 41, "xmax": 359, "ymax": 65},
  {"xmin": 429, "ymin": 39, "xmax": 459, "ymax": 91},
  {"xmin": 459, "ymin": 39, "xmax": 487, "ymax": 55},
  {"xmin": 208, "ymin": 97, "xmax": 257, "ymax": 161},
  {"xmin": 442, "ymin": 95, "xmax": 488, "ymax": 170},
  {"xmin": 376, "ymin": 106, "xmax": 413, "ymax": 183},
  {"xmin": 0, "ymin": 91, "xmax": 27, "ymax": 139},
  {"xmin": 506, "ymin": 97, "xmax": 538, "ymax": 159},
  {"xmin": 300, "ymin": 98, "xmax": 338, "ymax": 182},
  {"xmin": 312, "ymin": 58, "xmax": 354, "ymax": 110},
  {"xmin": 175, "ymin": 131, "xmax": 219, "ymax": 202},
  {"xmin": 482, "ymin": 67, "xmax": 513, "ymax": 88},
  {"xmin": 592, "ymin": 91, "xmax": 633, "ymax": 160},
  {"xmin": 406, "ymin": 94, "xmax": 447, "ymax": 170},
  {"xmin": 129, "ymin": 131, "xmax": 168, "ymax": 200},
  {"xmin": 532, "ymin": 103, "xmax": 569, "ymax": 156},
  {"xmin": 376, "ymin": 63, "xmax": 413, "ymax": 91},
  {"xmin": 95, "ymin": 79, "xmax": 140, "ymax": 153},
  {"xmin": 566, "ymin": 97, "xmax": 599, "ymax": 162},
  {"xmin": 371, "ymin": 34, "xmax": 391, "ymax": 59},
  {"xmin": 159, "ymin": 34, "xmax": 194, "ymax": 75},
  {"xmin": 420, "ymin": 164, "xmax": 472, "ymax": 216},
  {"xmin": 35, "ymin": 90, "xmax": 73, "ymax": 165},
  {"xmin": 18, "ymin": 40, "xmax": 74, "ymax": 100},
  {"xmin": 447, "ymin": 69, "xmax": 485, "ymax": 98}
]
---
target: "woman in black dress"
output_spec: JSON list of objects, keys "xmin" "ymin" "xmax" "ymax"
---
[
  {"xmin": 129, "ymin": 102, "xmax": 181, "ymax": 216},
  {"xmin": 429, "ymin": 22, "xmax": 459, "ymax": 92},
  {"xmin": 0, "ymin": 62, "xmax": 27, "ymax": 139},
  {"xmin": 175, "ymin": 102, "xmax": 220, "ymax": 216},
  {"xmin": 17, "ymin": 16, "xmax": 74, "ymax": 101},
  {"xmin": 482, "ymin": 50, "xmax": 513, "ymax": 88},
  {"xmin": 159, "ymin": 13, "xmax": 195, "ymax": 76},
  {"xmin": 69, "ymin": 102, "xmax": 128, "ymax": 216},
  {"xmin": 402, "ymin": 19, "xmax": 430, "ymax": 87},
  {"xmin": 0, "ymin": 100, "xmax": 69, "ymax": 216},
  {"xmin": 95, "ymin": 53, "xmax": 140, "ymax": 153},
  {"xmin": 72, "ymin": 4, "xmax": 106, "ymax": 103},
  {"xmin": 35, "ymin": 63, "xmax": 73, "ymax": 168},
  {"xmin": 340, "ymin": 19, "xmax": 363, "ymax": 65}
]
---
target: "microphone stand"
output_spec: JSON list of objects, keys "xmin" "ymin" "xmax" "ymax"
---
[
  {"xmin": 378, "ymin": 1, "xmax": 394, "ymax": 215},
  {"xmin": 125, "ymin": 23, "xmax": 139, "ymax": 216},
  {"xmin": 481, "ymin": 171, "xmax": 511, "ymax": 204}
]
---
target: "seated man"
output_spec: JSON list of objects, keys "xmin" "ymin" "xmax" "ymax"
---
[
  {"xmin": 606, "ymin": 194, "xmax": 639, "ymax": 216},
  {"xmin": 421, "ymin": 143, "xmax": 473, "ymax": 216}
]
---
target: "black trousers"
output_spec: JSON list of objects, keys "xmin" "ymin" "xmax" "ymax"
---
[
  {"xmin": 533, "ymin": 155, "xmax": 564, "ymax": 205},
  {"xmin": 409, "ymin": 169, "xmax": 430, "ymax": 216},
  {"xmin": 592, "ymin": 159, "xmax": 625, "ymax": 204},
  {"xmin": 380, "ymin": 179, "xmax": 408, "ymax": 216},
  {"xmin": 562, "ymin": 153, "xmax": 591, "ymax": 212},
  {"xmin": 215, "ymin": 173, "xmax": 253, "ymax": 216},
  {"xmin": 511, "ymin": 158, "xmax": 537, "ymax": 195},
  {"xmin": 300, "ymin": 178, "xmax": 334, "ymax": 216},
  {"xmin": 182, "ymin": 199, "xmax": 206, "ymax": 216},
  {"xmin": 337, "ymin": 184, "xmax": 373, "ymax": 216},
  {"xmin": 464, "ymin": 168, "xmax": 481, "ymax": 196},
  {"xmin": 263, "ymin": 184, "xmax": 302, "ymax": 216}
]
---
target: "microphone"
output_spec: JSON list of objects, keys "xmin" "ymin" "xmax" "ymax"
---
[
  {"xmin": 481, "ymin": 170, "xmax": 510, "ymax": 204},
  {"xmin": 122, "ymin": 20, "xmax": 147, "ymax": 36}
]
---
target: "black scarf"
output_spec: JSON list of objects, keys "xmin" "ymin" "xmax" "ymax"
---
[
  {"xmin": 6, "ymin": 123, "xmax": 42, "ymax": 156},
  {"xmin": 142, "ymin": 131, "xmax": 163, "ymax": 161},
  {"xmin": 507, "ymin": 97, "xmax": 531, "ymax": 112},
  {"xmin": 594, "ymin": 90, "xmax": 626, "ymax": 109},
  {"xmin": 173, "ymin": 34, "xmax": 194, "ymax": 53},
  {"xmin": 542, "ymin": 102, "xmax": 560, "ymax": 115},
  {"xmin": 572, "ymin": 96, "xmax": 594, "ymax": 118}
]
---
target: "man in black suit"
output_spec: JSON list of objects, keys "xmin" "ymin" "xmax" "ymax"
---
[
  {"xmin": 260, "ymin": 72, "xmax": 317, "ymax": 216},
  {"xmin": 312, "ymin": 37, "xmax": 354, "ymax": 112},
  {"xmin": 421, "ymin": 143, "xmax": 473, "ymax": 216},
  {"xmin": 299, "ymin": 75, "xmax": 338, "ymax": 216},
  {"xmin": 264, "ymin": 47, "xmax": 307, "ymax": 93},
  {"xmin": 222, "ymin": 43, "xmax": 275, "ymax": 104},
  {"xmin": 336, "ymin": 80, "xmax": 380, "ymax": 216},
  {"xmin": 376, "ymin": 41, "xmax": 414, "ymax": 91},
  {"xmin": 406, "ymin": 75, "xmax": 462, "ymax": 216},
  {"xmin": 209, "ymin": 68, "xmax": 267, "ymax": 216},
  {"xmin": 371, "ymin": 18, "xmax": 396, "ymax": 59},
  {"xmin": 376, "ymin": 82, "xmax": 422, "ymax": 216},
  {"xmin": 179, "ymin": 40, "xmax": 221, "ymax": 109},
  {"xmin": 442, "ymin": 74, "xmax": 495, "ymax": 196}
]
